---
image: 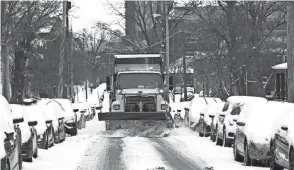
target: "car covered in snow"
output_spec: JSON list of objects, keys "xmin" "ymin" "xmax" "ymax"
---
[
  {"xmin": 270, "ymin": 102, "xmax": 294, "ymax": 170},
  {"xmin": 72, "ymin": 103, "xmax": 86, "ymax": 129},
  {"xmin": 184, "ymin": 96, "xmax": 221, "ymax": 137},
  {"xmin": 42, "ymin": 100, "xmax": 66, "ymax": 144},
  {"xmin": 53, "ymin": 99, "xmax": 78, "ymax": 136},
  {"xmin": 233, "ymin": 97, "xmax": 268, "ymax": 165},
  {"xmin": 78, "ymin": 102, "xmax": 92, "ymax": 121},
  {"xmin": 25, "ymin": 99, "xmax": 55, "ymax": 149},
  {"xmin": 0, "ymin": 95, "xmax": 22, "ymax": 170},
  {"xmin": 215, "ymin": 96, "xmax": 266, "ymax": 147},
  {"xmin": 10, "ymin": 104, "xmax": 38, "ymax": 162},
  {"xmin": 232, "ymin": 101, "xmax": 290, "ymax": 166}
]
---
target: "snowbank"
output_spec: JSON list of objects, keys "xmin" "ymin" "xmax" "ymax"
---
[{"xmin": 10, "ymin": 104, "xmax": 31, "ymax": 143}]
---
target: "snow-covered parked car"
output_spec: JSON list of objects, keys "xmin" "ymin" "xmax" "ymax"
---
[
  {"xmin": 208, "ymin": 98, "xmax": 224, "ymax": 142},
  {"xmin": 10, "ymin": 104, "xmax": 38, "ymax": 162},
  {"xmin": 53, "ymin": 99, "xmax": 78, "ymax": 136},
  {"xmin": 0, "ymin": 95, "xmax": 22, "ymax": 170},
  {"xmin": 40, "ymin": 100, "xmax": 66, "ymax": 144},
  {"xmin": 25, "ymin": 99, "xmax": 54, "ymax": 149},
  {"xmin": 233, "ymin": 97, "xmax": 268, "ymax": 165},
  {"xmin": 72, "ymin": 103, "xmax": 86, "ymax": 129},
  {"xmin": 216, "ymin": 96, "xmax": 266, "ymax": 147},
  {"xmin": 232, "ymin": 101, "xmax": 290, "ymax": 166},
  {"xmin": 270, "ymin": 102, "xmax": 294, "ymax": 170},
  {"xmin": 184, "ymin": 96, "xmax": 221, "ymax": 137}
]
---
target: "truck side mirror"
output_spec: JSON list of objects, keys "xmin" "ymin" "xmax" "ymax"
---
[
  {"xmin": 106, "ymin": 76, "xmax": 111, "ymax": 91},
  {"xmin": 169, "ymin": 76, "xmax": 173, "ymax": 90}
]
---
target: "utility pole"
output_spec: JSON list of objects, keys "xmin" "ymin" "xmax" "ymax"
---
[
  {"xmin": 165, "ymin": 2, "xmax": 170, "ymax": 91},
  {"xmin": 182, "ymin": 32, "xmax": 188, "ymax": 101},
  {"xmin": 287, "ymin": 2, "xmax": 294, "ymax": 102},
  {"xmin": 58, "ymin": 1, "xmax": 67, "ymax": 98},
  {"xmin": 0, "ymin": 1, "xmax": 3, "ymax": 96},
  {"xmin": 66, "ymin": 1, "xmax": 71, "ymax": 99},
  {"xmin": 82, "ymin": 34, "xmax": 88, "ymax": 100}
]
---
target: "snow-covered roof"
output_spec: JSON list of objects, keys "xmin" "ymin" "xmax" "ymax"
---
[
  {"xmin": 114, "ymin": 54, "xmax": 161, "ymax": 59},
  {"xmin": 272, "ymin": 62, "xmax": 287, "ymax": 70}
]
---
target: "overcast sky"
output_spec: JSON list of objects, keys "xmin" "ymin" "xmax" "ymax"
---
[{"xmin": 71, "ymin": 0, "xmax": 122, "ymax": 33}]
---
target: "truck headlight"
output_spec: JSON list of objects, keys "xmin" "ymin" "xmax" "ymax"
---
[
  {"xmin": 113, "ymin": 104, "xmax": 120, "ymax": 110},
  {"xmin": 161, "ymin": 104, "xmax": 168, "ymax": 110}
]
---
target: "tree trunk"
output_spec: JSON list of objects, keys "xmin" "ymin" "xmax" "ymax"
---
[{"xmin": 11, "ymin": 50, "xmax": 26, "ymax": 103}]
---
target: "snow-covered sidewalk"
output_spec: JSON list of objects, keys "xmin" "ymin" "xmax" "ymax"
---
[{"xmin": 22, "ymin": 113, "xmax": 105, "ymax": 170}]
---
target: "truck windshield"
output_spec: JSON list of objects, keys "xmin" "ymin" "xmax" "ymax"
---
[{"xmin": 118, "ymin": 73, "xmax": 163, "ymax": 89}]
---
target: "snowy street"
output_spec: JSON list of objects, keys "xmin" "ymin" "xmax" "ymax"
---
[{"xmin": 19, "ymin": 92, "xmax": 269, "ymax": 170}]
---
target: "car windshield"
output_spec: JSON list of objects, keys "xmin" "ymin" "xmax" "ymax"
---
[{"xmin": 118, "ymin": 73, "xmax": 163, "ymax": 89}]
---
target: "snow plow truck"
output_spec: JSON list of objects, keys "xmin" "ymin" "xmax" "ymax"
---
[{"xmin": 98, "ymin": 54, "xmax": 174, "ymax": 130}]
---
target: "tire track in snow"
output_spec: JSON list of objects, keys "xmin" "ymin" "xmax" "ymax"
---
[
  {"xmin": 151, "ymin": 138, "xmax": 205, "ymax": 170},
  {"xmin": 75, "ymin": 137, "xmax": 124, "ymax": 170}
]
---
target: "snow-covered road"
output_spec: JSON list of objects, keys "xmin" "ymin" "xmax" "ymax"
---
[{"xmin": 22, "ymin": 89, "xmax": 269, "ymax": 170}]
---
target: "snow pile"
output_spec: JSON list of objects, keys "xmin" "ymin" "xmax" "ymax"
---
[
  {"xmin": 10, "ymin": 104, "xmax": 31, "ymax": 143},
  {"xmin": 121, "ymin": 137, "xmax": 170, "ymax": 170}
]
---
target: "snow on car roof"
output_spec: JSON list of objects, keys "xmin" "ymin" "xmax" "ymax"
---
[
  {"xmin": 0, "ymin": 95, "xmax": 15, "ymax": 134},
  {"xmin": 53, "ymin": 99, "xmax": 75, "ymax": 118}
]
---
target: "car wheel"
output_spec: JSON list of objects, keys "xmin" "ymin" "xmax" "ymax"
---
[
  {"xmin": 270, "ymin": 142, "xmax": 283, "ymax": 170},
  {"xmin": 71, "ymin": 127, "xmax": 78, "ymax": 136},
  {"xmin": 199, "ymin": 123, "xmax": 206, "ymax": 137},
  {"xmin": 216, "ymin": 132, "xmax": 222, "ymax": 146},
  {"xmin": 233, "ymin": 138, "xmax": 242, "ymax": 162},
  {"xmin": 184, "ymin": 112, "xmax": 189, "ymax": 127},
  {"xmin": 43, "ymin": 132, "xmax": 49, "ymax": 149},
  {"xmin": 244, "ymin": 142, "xmax": 251, "ymax": 166},
  {"xmin": 33, "ymin": 137, "xmax": 38, "ymax": 158},
  {"xmin": 223, "ymin": 130, "xmax": 229, "ymax": 147}
]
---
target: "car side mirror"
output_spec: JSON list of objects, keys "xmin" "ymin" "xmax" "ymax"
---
[
  {"xmin": 236, "ymin": 121, "xmax": 246, "ymax": 126},
  {"xmin": 13, "ymin": 117, "xmax": 24, "ymax": 124},
  {"xmin": 209, "ymin": 114, "xmax": 215, "ymax": 118},
  {"xmin": 219, "ymin": 113, "xmax": 225, "ymax": 117},
  {"xmin": 106, "ymin": 76, "xmax": 111, "ymax": 91},
  {"xmin": 73, "ymin": 109, "xmax": 79, "ymax": 113},
  {"xmin": 5, "ymin": 132, "xmax": 14, "ymax": 141},
  {"xmin": 281, "ymin": 125, "xmax": 288, "ymax": 131},
  {"xmin": 28, "ymin": 121, "xmax": 38, "ymax": 126},
  {"xmin": 58, "ymin": 117, "xmax": 64, "ymax": 121},
  {"xmin": 46, "ymin": 120, "xmax": 53, "ymax": 124}
]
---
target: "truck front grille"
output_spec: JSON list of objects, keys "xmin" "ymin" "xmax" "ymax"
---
[{"xmin": 125, "ymin": 96, "xmax": 156, "ymax": 112}]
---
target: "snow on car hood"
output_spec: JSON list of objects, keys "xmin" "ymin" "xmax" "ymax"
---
[
  {"xmin": 245, "ymin": 101, "xmax": 289, "ymax": 144},
  {"xmin": 0, "ymin": 95, "xmax": 15, "ymax": 134},
  {"xmin": 54, "ymin": 99, "xmax": 76, "ymax": 121},
  {"xmin": 10, "ymin": 104, "xmax": 31, "ymax": 143},
  {"xmin": 25, "ymin": 104, "xmax": 47, "ymax": 135},
  {"xmin": 121, "ymin": 88, "xmax": 161, "ymax": 94}
]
